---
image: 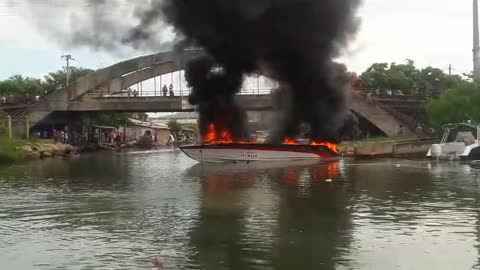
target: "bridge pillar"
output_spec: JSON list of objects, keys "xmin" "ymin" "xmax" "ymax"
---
[
  {"xmin": 25, "ymin": 116, "xmax": 30, "ymax": 140},
  {"xmin": 11, "ymin": 118, "xmax": 27, "ymax": 139},
  {"xmin": 7, "ymin": 115, "xmax": 12, "ymax": 139}
]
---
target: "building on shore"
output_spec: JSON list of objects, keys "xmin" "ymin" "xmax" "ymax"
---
[
  {"xmin": 126, "ymin": 119, "xmax": 172, "ymax": 145},
  {"xmin": 150, "ymin": 112, "xmax": 199, "ymax": 125}
]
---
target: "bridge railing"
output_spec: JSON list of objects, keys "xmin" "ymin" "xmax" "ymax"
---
[
  {"xmin": 359, "ymin": 88, "xmax": 432, "ymax": 98},
  {"xmin": 86, "ymin": 87, "xmax": 274, "ymax": 99},
  {"xmin": 0, "ymin": 95, "xmax": 43, "ymax": 106}
]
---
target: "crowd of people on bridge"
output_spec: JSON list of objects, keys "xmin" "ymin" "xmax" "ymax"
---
[{"xmin": 104, "ymin": 84, "xmax": 177, "ymax": 98}]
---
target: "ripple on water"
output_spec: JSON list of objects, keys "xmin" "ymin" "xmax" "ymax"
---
[{"xmin": 1, "ymin": 156, "xmax": 480, "ymax": 269}]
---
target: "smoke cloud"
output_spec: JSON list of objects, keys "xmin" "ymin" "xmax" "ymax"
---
[
  {"xmin": 8, "ymin": 0, "xmax": 174, "ymax": 53},
  {"xmin": 12, "ymin": 0, "xmax": 361, "ymax": 143},
  {"xmin": 185, "ymin": 57, "xmax": 248, "ymax": 141},
  {"xmin": 162, "ymin": 0, "xmax": 361, "ymax": 143}
]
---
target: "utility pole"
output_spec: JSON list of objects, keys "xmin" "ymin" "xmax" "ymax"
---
[
  {"xmin": 473, "ymin": 0, "xmax": 480, "ymax": 81},
  {"xmin": 61, "ymin": 54, "xmax": 75, "ymax": 86},
  {"xmin": 449, "ymin": 64, "xmax": 452, "ymax": 75}
]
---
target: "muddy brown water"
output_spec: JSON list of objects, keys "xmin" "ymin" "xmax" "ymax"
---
[{"xmin": 1, "ymin": 149, "xmax": 480, "ymax": 269}]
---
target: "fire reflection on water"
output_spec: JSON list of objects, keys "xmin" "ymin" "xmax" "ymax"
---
[{"xmin": 188, "ymin": 161, "xmax": 343, "ymax": 196}]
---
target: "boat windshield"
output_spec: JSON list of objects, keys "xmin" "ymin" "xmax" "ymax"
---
[{"xmin": 441, "ymin": 123, "xmax": 479, "ymax": 144}]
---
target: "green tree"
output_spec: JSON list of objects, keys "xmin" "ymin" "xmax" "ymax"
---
[
  {"xmin": 0, "ymin": 75, "xmax": 44, "ymax": 96},
  {"xmin": 360, "ymin": 60, "xmax": 466, "ymax": 96},
  {"xmin": 0, "ymin": 67, "xmax": 94, "ymax": 97},
  {"xmin": 94, "ymin": 113, "xmax": 130, "ymax": 127},
  {"xmin": 131, "ymin": 113, "xmax": 149, "ymax": 122},
  {"xmin": 43, "ymin": 67, "xmax": 94, "ymax": 93},
  {"xmin": 360, "ymin": 63, "xmax": 389, "ymax": 89},
  {"xmin": 167, "ymin": 120, "xmax": 182, "ymax": 136},
  {"xmin": 426, "ymin": 82, "xmax": 480, "ymax": 128}
]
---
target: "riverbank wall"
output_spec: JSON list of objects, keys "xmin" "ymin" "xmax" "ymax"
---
[{"xmin": 342, "ymin": 138, "xmax": 437, "ymax": 158}]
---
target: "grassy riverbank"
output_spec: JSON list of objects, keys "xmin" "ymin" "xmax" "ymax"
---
[{"xmin": 0, "ymin": 136, "xmax": 27, "ymax": 163}]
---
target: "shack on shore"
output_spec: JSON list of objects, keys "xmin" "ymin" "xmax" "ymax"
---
[{"xmin": 126, "ymin": 119, "xmax": 171, "ymax": 145}]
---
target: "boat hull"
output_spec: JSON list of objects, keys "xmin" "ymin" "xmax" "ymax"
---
[
  {"xmin": 180, "ymin": 144, "xmax": 339, "ymax": 163},
  {"xmin": 427, "ymin": 143, "xmax": 480, "ymax": 161}
]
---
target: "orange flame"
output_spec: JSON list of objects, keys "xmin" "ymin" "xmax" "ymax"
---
[
  {"xmin": 282, "ymin": 137, "xmax": 300, "ymax": 145},
  {"xmin": 203, "ymin": 124, "xmax": 339, "ymax": 154},
  {"xmin": 311, "ymin": 141, "xmax": 339, "ymax": 154},
  {"xmin": 282, "ymin": 137, "xmax": 339, "ymax": 154},
  {"xmin": 204, "ymin": 124, "xmax": 217, "ymax": 143},
  {"xmin": 204, "ymin": 123, "xmax": 249, "ymax": 144}
]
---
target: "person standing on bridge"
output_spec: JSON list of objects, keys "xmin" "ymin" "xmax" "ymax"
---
[
  {"xmin": 398, "ymin": 125, "xmax": 404, "ymax": 137},
  {"xmin": 416, "ymin": 124, "xmax": 424, "ymax": 138},
  {"xmin": 162, "ymin": 85, "xmax": 168, "ymax": 97},
  {"xmin": 169, "ymin": 84, "xmax": 174, "ymax": 97}
]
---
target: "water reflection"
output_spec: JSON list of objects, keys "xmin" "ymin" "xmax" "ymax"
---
[
  {"xmin": 186, "ymin": 161, "xmax": 352, "ymax": 270},
  {"xmin": 1, "ymin": 154, "xmax": 480, "ymax": 269},
  {"xmin": 346, "ymin": 160, "xmax": 480, "ymax": 269}
]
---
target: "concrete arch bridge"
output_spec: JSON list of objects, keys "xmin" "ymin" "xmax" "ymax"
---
[{"xmin": 5, "ymin": 49, "xmax": 417, "ymax": 137}]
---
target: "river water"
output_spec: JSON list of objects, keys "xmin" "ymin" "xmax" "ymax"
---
[{"xmin": 1, "ymin": 149, "xmax": 480, "ymax": 269}]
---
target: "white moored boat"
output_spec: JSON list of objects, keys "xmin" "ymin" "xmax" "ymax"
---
[
  {"xmin": 427, "ymin": 123, "xmax": 480, "ymax": 161},
  {"xmin": 180, "ymin": 143, "xmax": 340, "ymax": 163}
]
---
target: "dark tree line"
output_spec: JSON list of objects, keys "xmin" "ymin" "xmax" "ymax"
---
[
  {"xmin": 360, "ymin": 60, "xmax": 464, "ymax": 96},
  {"xmin": 360, "ymin": 60, "xmax": 479, "ymax": 128}
]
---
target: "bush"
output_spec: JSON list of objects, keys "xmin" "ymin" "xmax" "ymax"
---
[
  {"xmin": 0, "ymin": 136, "xmax": 26, "ymax": 163},
  {"xmin": 426, "ymin": 83, "xmax": 480, "ymax": 128}
]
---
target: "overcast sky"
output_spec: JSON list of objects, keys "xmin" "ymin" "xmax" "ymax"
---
[{"xmin": 0, "ymin": 0, "xmax": 474, "ymax": 80}]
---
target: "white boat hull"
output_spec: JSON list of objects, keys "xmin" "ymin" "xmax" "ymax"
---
[
  {"xmin": 427, "ymin": 143, "xmax": 480, "ymax": 160},
  {"xmin": 180, "ymin": 144, "xmax": 339, "ymax": 163}
]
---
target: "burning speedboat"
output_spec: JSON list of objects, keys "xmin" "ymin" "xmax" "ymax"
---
[
  {"xmin": 180, "ymin": 125, "xmax": 339, "ymax": 163},
  {"xmin": 180, "ymin": 143, "xmax": 339, "ymax": 163}
]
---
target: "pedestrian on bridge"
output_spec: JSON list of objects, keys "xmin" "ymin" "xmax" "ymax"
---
[
  {"xmin": 169, "ymin": 84, "xmax": 174, "ymax": 97},
  {"xmin": 162, "ymin": 85, "xmax": 168, "ymax": 97}
]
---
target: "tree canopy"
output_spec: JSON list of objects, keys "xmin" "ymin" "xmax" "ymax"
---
[
  {"xmin": 94, "ymin": 113, "xmax": 131, "ymax": 127},
  {"xmin": 360, "ymin": 60, "xmax": 464, "ymax": 96},
  {"xmin": 0, "ymin": 75, "xmax": 44, "ymax": 96},
  {"xmin": 43, "ymin": 67, "xmax": 93, "ymax": 92},
  {"xmin": 426, "ymin": 82, "xmax": 480, "ymax": 128},
  {"xmin": 0, "ymin": 67, "xmax": 93, "ymax": 97}
]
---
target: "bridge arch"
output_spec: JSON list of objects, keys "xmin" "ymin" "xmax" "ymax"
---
[
  {"xmin": 92, "ymin": 62, "xmax": 412, "ymax": 137},
  {"xmin": 16, "ymin": 49, "xmax": 414, "ymax": 137}
]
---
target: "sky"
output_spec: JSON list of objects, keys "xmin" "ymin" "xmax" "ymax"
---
[{"xmin": 0, "ymin": 0, "xmax": 475, "ymax": 80}]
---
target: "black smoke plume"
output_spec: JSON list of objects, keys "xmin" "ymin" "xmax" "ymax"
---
[
  {"xmin": 162, "ymin": 0, "xmax": 361, "ymax": 143},
  {"xmin": 13, "ymin": 0, "xmax": 361, "ymax": 142},
  {"xmin": 185, "ymin": 57, "xmax": 248, "ymax": 141}
]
